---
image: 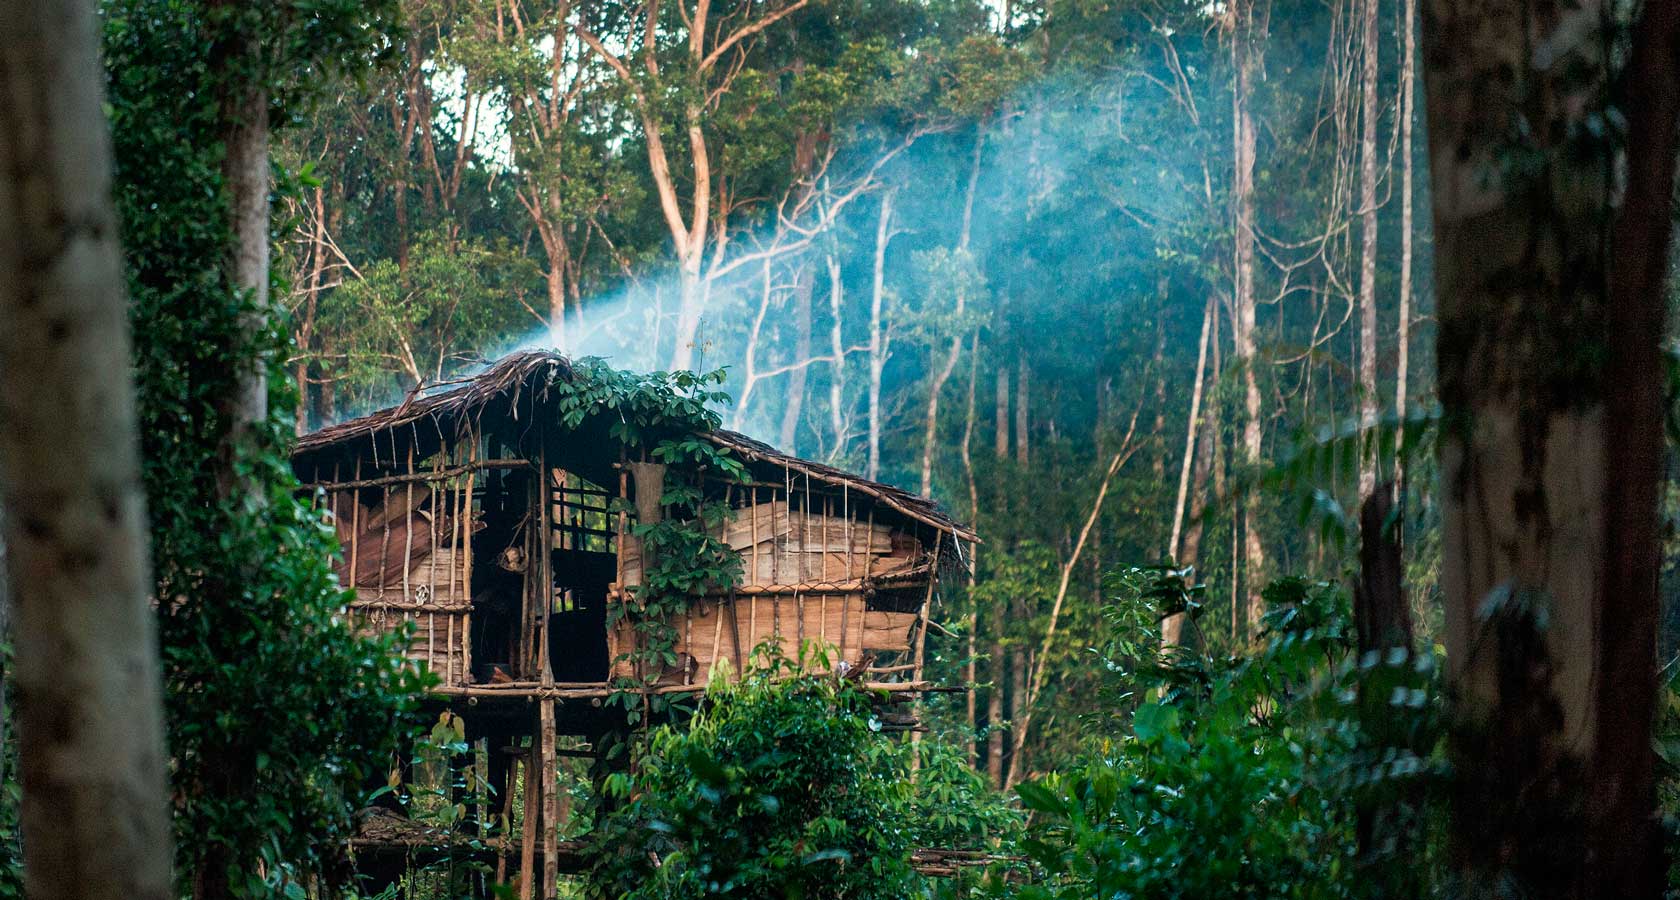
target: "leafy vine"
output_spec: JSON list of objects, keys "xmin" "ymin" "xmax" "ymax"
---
[{"xmin": 542, "ymin": 360, "xmax": 748, "ymax": 724}]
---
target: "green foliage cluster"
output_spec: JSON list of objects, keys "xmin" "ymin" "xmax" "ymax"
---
[
  {"xmin": 101, "ymin": 0, "xmax": 424, "ymax": 895},
  {"xmin": 1011, "ymin": 570, "xmax": 1443, "ymax": 900},
  {"xmin": 589, "ymin": 646, "xmax": 1019, "ymax": 900}
]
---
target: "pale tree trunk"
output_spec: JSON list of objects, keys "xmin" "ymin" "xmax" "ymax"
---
[
  {"xmin": 779, "ymin": 263, "xmax": 814, "ymax": 451},
  {"xmin": 987, "ymin": 361, "xmax": 1008, "ymax": 787},
  {"xmin": 1356, "ymin": 0, "xmax": 1380, "ymax": 501},
  {"xmin": 1231, "ymin": 0, "xmax": 1267, "ymax": 635},
  {"xmin": 294, "ymin": 181, "xmax": 326, "ymax": 436},
  {"xmin": 1423, "ymin": 0, "xmax": 1680, "ymax": 891},
  {"xmin": 1164, "ymin": 296, "xmax": 1214, "ymax": 647},
  {"xmin": 961, "ymin": 333, "xmax": 981, "ymax": 760},
  {"xmin": 0, "ymin": 3, "xmax": 174, "ymax": 896},
  {"xmin": 1393, "ymin": 0, "xmax": 1415, "ymax": 480},
  {"xmin": 827, "ymin": 254, "xmax": 847, "ymax": 458},
  {"xmin": 672, "ymin": 261, "xmax": 704, "ymax": 371},
  {"xmin": 1015, "ymin": 353, "xmax": 1030, "ymax": 467},
  {"xmin": 867, "ymin": 189, "xmax": 895, "ymax": 481},
  {"xmin": 919, "ymin": 127, "xmax": 984, "ymax": 497},
  {"xmin": 545, "ymin": 248, "xmax": 568, "ymax": 350}
]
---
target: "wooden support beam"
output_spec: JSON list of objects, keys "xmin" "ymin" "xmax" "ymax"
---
[{"xmin": 540, "ymin": 699, "xmax": 559, "ymax": 900}]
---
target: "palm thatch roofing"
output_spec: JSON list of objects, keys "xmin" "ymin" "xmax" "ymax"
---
[{"xmin": 292, "ymin": 351, "xmax": 977, "ymax": 546}]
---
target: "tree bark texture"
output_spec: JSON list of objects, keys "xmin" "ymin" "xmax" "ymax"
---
[
  {"xmin": 1357, "ymin": 0, "xmax": 1381, "ymax": 501},
  {"xmin": 0, "ymin": 3, "xmax": 175, "ymax": 897},
  {"xmin": 779, "ymin": 262, "xmax": 814, "ymax": 452},
  {"xmin": 1422, "ymin": 0, "xmax": 1680, "ymax": 891},
  {"xmin": 1231, "ymin": 0, "xmax": 1268, "ymax": 636},
  {"xmin": 211, "ymin": 8, "xmax": 270, "ymax": 501}
]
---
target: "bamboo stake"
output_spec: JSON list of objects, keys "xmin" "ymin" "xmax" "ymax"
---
[
  {"xmin": 377, "ymin": 485, "xmax": 392, "ymax": 602},
  {"xmin": 461, "ymin": 447, "xmax": 477, "ymax": 686},
  {"xmin": 749, "ymin": 487, "xmax": 759, "ymax": 652},
  {"xmin": 539, "ymin": 440, "xmax": 552, "ymax": 687},
  {"xmin": 403, "ymin": 447, "xmax": 415, "ymax": 600},
  {"xmin": 840, "ymin": 485, "xmax": 852, "ymax": 660},
  {"xmin": 708, "ymin": 597, "xmax": 725, "ymax": 683},
  {"xmin": 348, "ymin": 457, "xmax": 361, "ymax": 588}
]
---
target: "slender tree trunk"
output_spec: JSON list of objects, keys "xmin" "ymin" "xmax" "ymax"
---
[
  {"xmin": 295, "ymin": 182, "xmax": 327, "ymax": 435},
  {"xmin": 827, "ymin": 253, "xmax": 847, "ymax": 459},
  {"xmin": 1169, "ymin": 296, "xmax": 1214, "ymax": 560},
  {"xmin": 1007, "ymin": 611, "xmax": 1027, "ymax": 782},
  {"xmin": 961, "ymin": 334, "xmax": 981, "ymax": 759},
  {"xmin": 1394, "ymin": 0, "xmax": 1415, "ymax": 475},
  {"xmin": 0, "ymin": 4, "xmax": 174, "ymax": 896},
  {"xmin": 545, "ymin": 254, "xmax": 568, "ymax": 350},
  {"xmin": 1423, "ymin": 0, "xmax": 1680, "ymax": 891},
  {"xmin": 779, "ymin": 262, "xmax": 814, "ymax": 452},
  {"xmin": 1165, "ymin": 296, "xmax": 1214, "ymax": 647},
  {"xmin": 1231, "ymin": 0, "xmax": 1267, "ymax": 635},
  {"xmin": 1357, "ymin": 0, "xmax": 1381, "ymax": 501},
  {"xmin": 987, "ymin": 359, "xmax": 1008, "ymax": 787},
  {"xmin": 1015, "ymin": 353, "xmax": 1030, "ymax": 467},
  {"xmin": 868, "ymin": 190, "xmax": 894, "ymax": 481}
]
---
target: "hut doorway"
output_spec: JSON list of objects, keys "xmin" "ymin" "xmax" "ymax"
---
[{"xmin": 546, "ymin": 471, "xmax": 613, "ymax": 683}]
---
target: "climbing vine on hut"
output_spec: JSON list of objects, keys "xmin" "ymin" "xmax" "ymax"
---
[{"xmin": 546, "ymin": 360, "xmax": 749, "ymax": 723}]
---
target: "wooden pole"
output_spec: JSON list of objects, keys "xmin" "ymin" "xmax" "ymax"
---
[
  {"xmin": 539, "ymin": 699, "xmax": 558, "ymax": 900},
  {"xmin": 519, "ymin": 735, "xmax": 536, "ymax": 900}
]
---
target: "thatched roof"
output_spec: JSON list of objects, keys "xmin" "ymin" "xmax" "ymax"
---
[{"xmin": 292, "ymin": 351, "xmax": 976, "ymax": 544}]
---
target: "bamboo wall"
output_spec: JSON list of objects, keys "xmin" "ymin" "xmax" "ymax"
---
[
  {"xmin": 612, "ymin": 492, "xmax": 930, "ymax": 685},
  {"xmin": 312, "ymin": 447, "xmax": 478, "ymax": 689}
]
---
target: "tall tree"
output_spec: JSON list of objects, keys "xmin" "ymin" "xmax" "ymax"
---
[
  {"xmin": 572, "ymin": 0, "xmax": 812, "ymax": 371},
  {"xmin": 1423, "ymin": 0, "xmax": 1680, "ymax": 893},
  {"xmin": 1229, "ymin": 0, "xmax": 1268, "ymax": 635},
  {"xmin": 1356, "ymin": 0, "xmax": 1380, "ymax": 501},
  {"xmin": 0, "ymin": 2, "xmax": 173, "ymax": 897}
]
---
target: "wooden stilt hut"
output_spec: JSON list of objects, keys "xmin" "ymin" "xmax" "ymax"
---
[{"xmin": 290, "ymin": 351, "xmax": 975, "ymax": 897}]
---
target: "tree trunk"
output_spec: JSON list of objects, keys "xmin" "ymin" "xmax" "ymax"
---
[
  {"xmin": 671, "ymin": 260, "xmax": 704, "ymax": 372},
  {"xmin": 986, "ymin": 358, "xmax": 1008, "ymax": 787},
  {"xmin": 1015, "ymin": 352, "xmax": 1030, "ymax": 467},
  {"xmin": 1357, "ymin": 0, "xmax": 1381, "ymax": 501},
  {"xmin": 1394, "ymin": 0, "xmax": 1415, "ymax": 479},
  {"xmin": 295, "ymin": 182, "xmax": 327, "ymax": 436},
  {"xmin": 779, "ymin": 262, "xmax": 814, "ymax": 452},
  {"xmin": 212, "ymin": 15, "xmax": 270, "ymax": 503},
  {"xmin": 827, "ymin": 253, "xmax": 847, "ymax": 458},
  {"xmin": 0, "ymin": 3, "xmax": 175, "ymax": 896},
  {"xmin": 1165, "ymin": 296, "xmax": 1215, "ymax": 647},
  {"xmin": 1353, "ymin": 483, "xmax": 1415, "ymax": 886},
  {"xmin": 1169, "ymin": 296, "xmax": 1214, "ymax": 561},
  {"xmin": 1422, "ymin": 0, "xmax": 1680, "ymax": 890},
  {"xmin": 545, "ymin": 257, "xmax": 568, "ymax": 350},
  {"xmin": 1231, "ymin": 0, "xmax": 1267, "ymax": 635},
  {"xmin": 867, "ymin": 190, "xmax": 894, "ymax": 481}
]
